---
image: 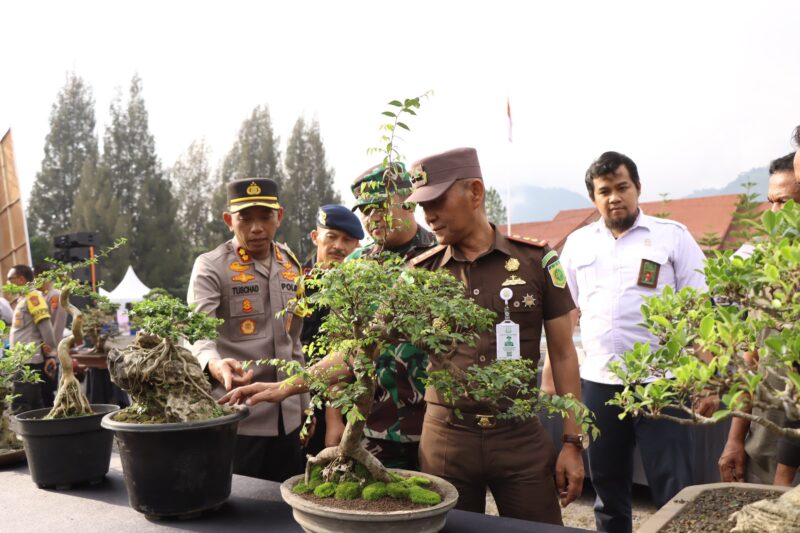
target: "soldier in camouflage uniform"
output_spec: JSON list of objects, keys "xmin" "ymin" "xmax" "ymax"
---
[{"xmin": 346, "ymin": 163, "xmax": 437, "ymax": 469}]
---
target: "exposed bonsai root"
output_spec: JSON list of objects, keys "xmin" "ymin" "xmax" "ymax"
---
[
  {"xmin": 109, "ymin": 333, "xmax": 228, "ymax": 423},
  {"xmin": 732, "ymin": 485, "xmax": 800, "ymax": 533},
  {"xmin": 0, "ymin": 387, "xmax": 22, "ymax": 449},
  {"xmin": 47, "ymin": 288, "xmax": 93, "ymax": 419}
]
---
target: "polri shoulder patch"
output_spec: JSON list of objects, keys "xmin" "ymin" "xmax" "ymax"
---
[{"xmin": 507, "ymin": 234, "xmax": 548, "ymax": 247}]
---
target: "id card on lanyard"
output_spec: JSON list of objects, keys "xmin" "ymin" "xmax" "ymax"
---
[{"xmin": 496, "ymin": 288, "xmax": 521, "ymax": 361}]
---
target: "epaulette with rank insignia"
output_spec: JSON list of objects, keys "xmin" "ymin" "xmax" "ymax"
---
[
  {"xmin": 276, "ymin": 242, "xmax": 302, "ymax": 270},
  {"xmin": 507, "ymin": 234, "xmax": 548, "ymax": 247},
  {"xmin": 408, "ymin": 244, "xmax": 447, "ymax": 267}
]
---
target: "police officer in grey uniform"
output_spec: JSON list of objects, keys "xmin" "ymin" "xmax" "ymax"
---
[
  {"xmin": 7, "ymin": 265, "xmax": 58, "ymax": 413},
  {"xmin": 187, "ymin": 178, "xmax": 308, "ymax": 481}
]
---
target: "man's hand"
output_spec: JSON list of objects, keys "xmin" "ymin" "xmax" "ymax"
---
[
  {"xmin": 555, "ymin": 444, "xmax": 584, "ymax": 507},
  {"xmin": 208, "ymin": 358, "xmax": 253, "ymax": 391},
  {"xmin": 43, "ymin": 357, "xmax": 57, "ymax": 378},
  {"xmin": 694, "ymin": 394, "xmax": 719, "ymax": 418},
  {"xmin": 718, "ymin": 439, "xmax": 747, "ymax": 482},
  {"xmin": 218, "ymin": 381, "xmax": 292, "ymax": 406}
]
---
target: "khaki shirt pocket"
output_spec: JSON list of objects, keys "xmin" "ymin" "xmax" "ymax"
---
[{"xmin": 228, "ymin": 295, "xmax": 267, "ymax": 341}]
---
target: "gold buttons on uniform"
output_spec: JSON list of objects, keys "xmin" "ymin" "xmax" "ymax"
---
[
  {"xmin": 473, "ymin": 289, "xmax": 480, "ymax": 296},
  {"xmin": 479, "ymin": 355, "xmax": 486, "ymax": 362}
]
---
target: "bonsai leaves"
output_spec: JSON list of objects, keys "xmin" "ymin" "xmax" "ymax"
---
[
  {"xmin": 610, "ymin": 201, "xmax": 800, "ymax": 438},
  {"xmin": 129, "ymin": 295, "xmax": 223, "ymax": 345}
]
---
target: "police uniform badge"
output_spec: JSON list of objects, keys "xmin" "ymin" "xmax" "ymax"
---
[
  {"xmin": 317, "ymin": 208, "xmax": 327, "ymax": 227},
  {"xmin": 246, "ymin": 182, "xmax": 261, "ymax": 195},
  {"xmin": 504, "ymin": 258, "xmax": 520, "ymax": 272},
  {"xmin": 638, "ymin": 259, "xmax": 660, "ymax": 288}
]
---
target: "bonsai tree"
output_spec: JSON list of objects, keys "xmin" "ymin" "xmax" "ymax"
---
[
  {"xmin": 81, "ymin": 297, "xmax": 119, "ymax": 354},
  {"xmin": 252, "ymin": 255, "xmax": 596, "ymax": 503},
  {"xmin": 108, "ymin": 295, "xmax": 229, "ymax": 423},
  {"xmin": 0, "ymin": 321, "xmax": 40, "ymax": 452},
  {"xmin": 609, "ymin": 201, "xmax": 800, "ymax": 526}
]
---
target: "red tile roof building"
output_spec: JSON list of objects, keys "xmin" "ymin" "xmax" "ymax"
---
[{"xmin": 502, "ymin": 194, "xmax": 769, "ymax": 253}]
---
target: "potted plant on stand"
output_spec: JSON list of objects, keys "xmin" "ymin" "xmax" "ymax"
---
[
  {"xmin": 610, "ymin": 201, "xmax": 800, "ymax": 532},
  {"xmin": 101, "ymin": 295, "xmax": 249, "ymax": 519}
]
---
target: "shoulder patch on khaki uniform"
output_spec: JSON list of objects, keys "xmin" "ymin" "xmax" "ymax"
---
[
  {"xmin": 507, "ymin": 234, "xmax": 548, "ymax": 247},
  {"xmin": 26, "ymin": 291, "xmax": 50, "ymax": 324},
  {"xmin": 408, "ymin": 244, "xmax": 447, "ymax": 267},
  {"xmin": 276, "ymin": 242, "xmax": 302, "ymax": 270}
]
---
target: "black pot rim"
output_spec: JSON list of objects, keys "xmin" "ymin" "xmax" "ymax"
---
[
  {"xmin": 101, "ymin": 405, "xmax": 248, "ymax": 433},
  {"xmin": 12, "ymin": 404, "xmax": 120, "ymax": 423}
]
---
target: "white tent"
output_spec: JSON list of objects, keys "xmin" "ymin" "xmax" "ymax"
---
[
  {"xmin": 105, "ymin": 266, "xmax": 151, "ymax": 304},
  {"xmin": 98, "ymin": 287, "xmax": 111, "ymax": 298}
]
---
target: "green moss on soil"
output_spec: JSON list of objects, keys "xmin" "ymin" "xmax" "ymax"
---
[
  {"xmin": 408, "ymin": 484, "xmax": 441, "ymax": 505},
  {"xmin": 314, "ymin": 482, "xmax": 336, "ymax": 498},
  {"xmin": 335, "ymin": 482, "xmax": 361, "ymax": 500},
  {"xmin": 362, "ymin": 482, "xmax": 388, "ymax": 501}
]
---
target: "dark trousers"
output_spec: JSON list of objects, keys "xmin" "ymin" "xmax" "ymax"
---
[
  {"xmin": 420, "ymin": 403, "xmax": 562, "ymax": 524},
  {"xmin": 583, "ymin": 380, "xmax": 693, "ymax": 533},
  {"xmin": 233, "ymin": 427, "xmax": 304, "ymax": 482},
  {"xmin": 11, "ymin": 364, "xmax": 45, "ymax": 414}
]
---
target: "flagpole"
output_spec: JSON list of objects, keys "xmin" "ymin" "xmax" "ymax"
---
[{"xmin": 506, "ymin": 97, "xmax": 512, "ymax": 236}]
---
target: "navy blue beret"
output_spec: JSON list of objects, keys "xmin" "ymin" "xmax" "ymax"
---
[{"xmin": 317, "ymin": 204, "xmax": 364, "ymax": 240}]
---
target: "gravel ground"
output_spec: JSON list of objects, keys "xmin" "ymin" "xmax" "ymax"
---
[{"xmin": 485, "ymin": 483, "xmax": 658, "ymax": 531}]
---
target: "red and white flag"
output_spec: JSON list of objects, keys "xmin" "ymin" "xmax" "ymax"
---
[{"xmin": 507, "ymin": 97, "xmax": 512, "ymax": 143}]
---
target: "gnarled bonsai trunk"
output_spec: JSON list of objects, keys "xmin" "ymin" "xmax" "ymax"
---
[
  {"xmin": 732, "ymin": 485, "xmax": 800, "ymax": 533},
  {"xmin": 47, "ymin": 288, "xmax": 92, "ymax": 419},
  {"xmin": 304, "ymin": 374, "xmax": 392, "ymax": 484}
]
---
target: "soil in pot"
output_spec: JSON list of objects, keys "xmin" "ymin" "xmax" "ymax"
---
[{"xmin": 661, "ymin": 487, "xmax": 783, "ymax": 533}]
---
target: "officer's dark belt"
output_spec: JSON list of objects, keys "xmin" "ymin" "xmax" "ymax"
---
[{"xmin": 428, "ymin": 403, "xmax": 518, "ymax": 430}]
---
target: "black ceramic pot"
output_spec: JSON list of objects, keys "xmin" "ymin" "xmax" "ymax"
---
[
  {"xmin": 12, "ymin": 404, "xmax": 120, "ymax": 489},
  {"xmin": 101, "ymin": 407, "xmax": 248, "ymax": 519}
]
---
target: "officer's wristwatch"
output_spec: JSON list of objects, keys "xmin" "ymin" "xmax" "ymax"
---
[{"xmin": 562, "ymin": 433, "xmax": 589, "ymax": 450}]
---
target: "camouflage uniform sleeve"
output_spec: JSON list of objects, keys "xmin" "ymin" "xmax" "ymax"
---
[
  {"xmin": 186, "ymin": 255, "xmax": 222, "ymax": 369},
  {"xmin": 540, "ymin": 246, "xmax": 576, "ymax": 321}
]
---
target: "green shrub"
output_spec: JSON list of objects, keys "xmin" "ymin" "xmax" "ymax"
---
[
  {"xmin": 314, "ymin": 482, "xmax": 336, "ymax": 498},
  {"xmin": 409, "ymin": 485, "xmax": 441, "ymax": 505},
  {"xmin": 362, "ymin": 482, "xmax": 387, "ymax": 501},
  {"xmin": 386, "ymin": 482, "xmax": 410, "ymax": 499},
  {"xmin": 335, "ymin": 481, "xmax": 361, "ymax": 500},
  {"xmin": 292, "ymin": 482, "xmax": 311, "ymax": 494}
]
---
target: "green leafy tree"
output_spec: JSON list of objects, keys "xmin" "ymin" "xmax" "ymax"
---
[
  {"xmin": 652, "ymin": 192, "xmax": 672, "ymax": 219},
  {"xmin": 282, "ymin": 117, "xmax": 341, "ymax": 258},
  {"xmin": 697, "ymin": 226, "xmax": 722, "ymax": 256},
  {"xmin": 168, "ymin": 139, "xmax": 214, "ymax": 253},
  {"xmin": 71, "ymin": 160, "xmax": 131, "ymax": 283},
  {"xmin": 26, "ymin": 72, "xmax": 98, "ymax": 240},
  {"xmin": 206, "ymin": 105, "xmax": 284, "ymax": 246},
  {"xmin": 727, "ymin": 181, "xmax": 762, "ymax": 247},
  {"xmin": 485, "ymin": 186, "xmax": 508, "ymax": 226}
]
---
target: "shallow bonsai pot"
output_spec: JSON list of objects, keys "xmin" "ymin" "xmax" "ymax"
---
[
  {"xmin": 638, "ymin": 482, "xmax": 791, "ymax": 533},
  {"xmin": 280, "ymin": 468, "xmax": 459, "ymax": 533},
  {"xmin": 12, "ymin": 404, "xmax": 119, "ymax": 489},
  {"xmin": 101, "ymin": 407, "xmax": 248, "ymax": 519}
]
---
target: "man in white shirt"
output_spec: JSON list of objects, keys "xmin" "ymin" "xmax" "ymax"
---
[{"xmin": 559, "ymin": 151, "xmax": 709, "ymax": 533}]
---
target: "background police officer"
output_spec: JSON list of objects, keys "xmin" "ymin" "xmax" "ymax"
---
[
  {"xmin": 187, "ymin": 178, "xmax": 308, "ymax": 481},
  {"xmin": 7, "ymin": 265, "xmax": 57, "ymax": 413}
]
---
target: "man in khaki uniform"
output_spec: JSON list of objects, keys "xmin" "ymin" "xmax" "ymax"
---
[
  {"xmin": 7, "ymin": 265, "xmax": 57, "ymax": 413},
  {"xmin": 187, "ymin": 178, "xmax": 308, "ymax": 481},
  {"xmin": 406, "ymin": 147, "xmax": 586, "ymax": 524}
]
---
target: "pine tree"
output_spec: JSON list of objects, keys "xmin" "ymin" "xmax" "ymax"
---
[
  {"xmin": 71, "ymin": 160, "xmax": 131, "ymax": 283},
  {"xmin": 27, "ymin": 72, "xmax": 98, "ymax": 240},
  {"xmin": 485, "ymin": 186, "xmax": 508, "ymax": 226},
  {"xmin": 728, "ymin": 181, "xmax": 762, "ymax": 248},
  {"xmin": 206, "ymin": 105, "xmax": 284, "ymax": 246},
  {"xmin": 168, "ymin": 139, "xmax": 213, "ymax": 252},
  {"xmin": 652, "ymin": 192, "xmax": 672, "ymax": 219},
  {"xmin": 282, "ymin": 117, "xmax": 341, "ymax": 259}
]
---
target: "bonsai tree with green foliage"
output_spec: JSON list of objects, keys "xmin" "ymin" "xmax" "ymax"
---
[
  {"xmin": 609, "ymin": 201, "xmax": 800, "ymax": 524},
  {"xmin": 0, "ymin": 322, "xmax": 40, "ymax": 452},
  {"xmin": 237, "ymin": 97, "xmax": 596, "ymax": 506},
  {"xmin": 81, "ymin": 297, "xmax": 119, "ymax": 354},
  {"xmin": 108, "ymin": 295, "xmax": 229, "ymax": 423}
]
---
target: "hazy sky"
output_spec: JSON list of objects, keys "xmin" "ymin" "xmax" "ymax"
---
[{"xmin": 2, "ymin": 0, "xmax": 799, "ymax": 221}]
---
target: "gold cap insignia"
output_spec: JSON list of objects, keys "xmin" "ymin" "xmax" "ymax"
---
[
  {"xmin": 246, "ymin": 182, "xmax": 262, "ymax": 195},
  {"xmin": 411, "ymin": 168, "xmax": 428, "ymax": 187},
  {"xmin": 505, "ymin": 258, "xmax": 520, "ymax": 272},
  {"xmin": 318, "ymin": 209, "xmax": 327, "ymax": 226}
]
